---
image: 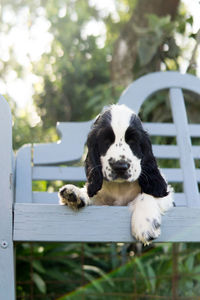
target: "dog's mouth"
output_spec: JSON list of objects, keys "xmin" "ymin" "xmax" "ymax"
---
[
  {"xmin": 113, "ymin": 172, "xmax": 130, "ymax": 180},
  {"xmin": 104, "ymin": 170, "xmax": 131, "ymax": 182}
]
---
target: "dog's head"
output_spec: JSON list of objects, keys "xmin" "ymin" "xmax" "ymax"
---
[{"xmin": 85, "ymin": 104, "xmax": 168, "ymax": 198}]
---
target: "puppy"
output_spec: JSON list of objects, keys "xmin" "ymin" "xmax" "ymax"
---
[{"xmin": 58, "ymin": 104, "xmax": 174, "ymax": 245}]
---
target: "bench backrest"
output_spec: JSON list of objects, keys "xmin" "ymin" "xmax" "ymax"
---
[{"xmin": 15, "ymin": 71, "xmax": 200, "ymax": 208}]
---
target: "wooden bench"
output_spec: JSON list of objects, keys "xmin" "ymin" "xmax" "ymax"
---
[{"xmin": 1, "ymin": 71, "xmax": 200, "ymax": 299}]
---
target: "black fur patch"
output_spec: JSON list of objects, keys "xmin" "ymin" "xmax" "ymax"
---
[
  {"xmin": 67, "ymin": 191, "xmax": 77, "ymax": 203},
  {"xmin": 146, "ymin": 232, "xmax": 156, "ymax": 242},
  {"xmin": 125, "ymin": 114, "xmax": 168, "ymax": 197},
  {"xmin": 77, "ymin": 198, "xmax": 85, "ymax": 209},
  {"xmin": 85, "ymin": 109, "xmax": 114, "ymax": 197},
  {"xmin": 152, "ymin": 219, "xmax": 161, "ymax": 229}
]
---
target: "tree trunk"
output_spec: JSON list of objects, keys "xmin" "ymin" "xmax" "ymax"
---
[{"xmin": 111, "ymin": 0, "xmax": 180, "ymax": 88}]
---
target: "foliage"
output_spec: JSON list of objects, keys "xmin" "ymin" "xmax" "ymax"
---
[
  {"xmin": 2, "ymin": 0, "xmax": 198, "ymax": 126},
  {"xmin": 58, "ymin": 243, "xmax": 200, "ymax": 299},
  {"xmin": 137, "ymin": 15, "xmax": 176, "ymax": 70},
  {"xmin": 31, "ymin": 1, "xmax": 200, "ymax": 125},
  {"xmin": 32, "ymin": 0, "xmax": 113, "ymax": 127},
  {"xmin": 12, "ymin": 111, "xmax": 58, "ymax": 150},
  {"xmin": 133, "ymin": 11, "xmax": 196, "ymax": 79},
  {"xmin": 4, "ymin": 97, "xmax": 58, "ymax": 150},
  {"xmin": 16, "ymin": 242, "xmax": 116, "ymax": 298},
  {"xmin": 16, "ymin": 242, "xmax": 200, "ymax": 299}
]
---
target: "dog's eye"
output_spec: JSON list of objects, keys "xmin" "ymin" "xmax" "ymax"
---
[
  {"xmin": 125, "ymin": 128, "xmax": 139, "ymax": 147},
  {"xmin": 126, "ymin": 137, "xmax": 136, "ymax": 148},
  {"xmin": 104, "ymin": 139, "xmax": 112, "ymax": 147},
  {"xmin": 97, "ymin": 127, "xmax": 115, "ymax": 154},
  {"xmin": 126, "ymin": 132, "xmax": 136, "ymax": 144}
]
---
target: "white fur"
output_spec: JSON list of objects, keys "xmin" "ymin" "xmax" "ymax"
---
[
  {"xmin": 129, "ymin": 188, "xmax": 174, "ymax": 245},
  {"xmin": 110, "ymin": 104, "xmax": 134, "ymax": 134},
  {"xmin": 129, "ymin": 193, "xmax": 162, "ymax": 245},
  {"xmin": 158, "ymin": 185, "xmax": 174, "ymax": 214},
  {"xmin": 101, "ymin": 105, "xmax": 141, "ymax": 182}
]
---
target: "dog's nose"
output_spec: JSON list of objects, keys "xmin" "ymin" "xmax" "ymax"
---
[{"xmin": 109, "ymin": 160, "xmax": 130, "ymax": 173}]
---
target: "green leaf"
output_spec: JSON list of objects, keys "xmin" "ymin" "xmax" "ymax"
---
[
  {"xmin": 147, "ymin": 14, "xmax": 171, "ymax": 31},
  {"xmin": 186, "ymin": 16, "xmax": 193, "ymax": 25},
  {"xmin": 83, "ymin": 265, "xmax": 114, "ymax": 287},
  {"xmin": 138, "ymin": 33, "xmax": 162, "ymax": 66},
  {"xmin": 167, "ymin": 37, "xmax": 180, "ymax": 59},
  {"xmin": 193, "ymin": 274, "xmax": 200, "ymax": 282},
  {"xmin": 194, "ymin": 265, "xmax": 200, "ymax": 273},
  {"xmin": 32, "ymin": 260, "xmax": 46, "ymax": 274},
  {"xmin": 185, "ymin": 256, "xmax": 194, "ymax": 271},
  {"xmin": 33, "ymin": 273, "xmax": 46, "ymax": 294},
  {"xmin": 83, "ymin": 272, "xmax": 104, "ymax": 293},
  {"xmin": 45, "ymin": 269, "xmax": 68, "ymax": 281},
  {"xmin": 147, "ymin": 264, "xmax": 156, "ymax": 292},
  {"xmin": 134, "ymin": 257, "xmax": 150, "ymax": 291}
]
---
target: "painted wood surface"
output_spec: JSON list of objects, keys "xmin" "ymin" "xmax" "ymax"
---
[
  {"xmin": 14, "ymin": 204, "xmax": 200, "ymax": 242},
  {"xmin": 169, "ymin": 88, "xmax": 200, "ymax": 207},
  {"xmin": 33, "ymin": 121, "xmax": 92, "ymax": 165},
  {"xmin": 32, "ymin": 191, "xmax": 187, "ymax": 206},
  {"xmin": 0, "ymin": 95, "xmax": 16, "ymax": 299},
  {"xmin": 32, "ymin": 166, "xmax": 196, "ymax": 182},
  {"xmin": 143, "ymin": 122, "xmax": 200, "ymax": 137},
  {"xmin": 32, "ymin": 166, "xmax": 85, "ymax": 181},
  {"xmin": 118, "ymin": 71, "xmax": 200, "ymax": 114},
  {"xmin": 31, "ymin": 122, "xmax": 200, "ymax": 165},
  {"xmin": 15, "ymin": 145, "xmax": 32, "ymax": 203}
]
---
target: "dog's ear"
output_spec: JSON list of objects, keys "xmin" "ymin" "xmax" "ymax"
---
[
  {"xmin": 138, "ymin": 131, "xmax": 168, "ymax": 197},
  {"xmin": 85, "ymin": 126, "xmax": 103, "ymax": 197}
]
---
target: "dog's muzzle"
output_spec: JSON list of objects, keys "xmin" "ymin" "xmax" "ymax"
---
[{"xmin": 109, "ymin": 158, "xmax": 130, "ymax": 180}]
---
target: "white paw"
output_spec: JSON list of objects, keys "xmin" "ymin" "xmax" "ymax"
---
[
  {"xmin": 129, "ymin": 193, "xmax": 161, "ymax": 245},
  {"xmin": 158, "ymin": 185, "xmax": 175, "ymax": 214},
  {"xmin": 58, "ymin": 184, "xmax": 86, "ymax": 209}
]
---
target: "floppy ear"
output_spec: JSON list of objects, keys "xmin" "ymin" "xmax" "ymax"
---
[
  {"xmin": 85, "ymin": 127, "xmax": 103, "ymax": 197},
  {"xmin": 138, "ymin": 131, "xmax": 168, "ymax": 198}
]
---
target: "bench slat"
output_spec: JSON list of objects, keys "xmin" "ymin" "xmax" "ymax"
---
[
  {"xmin": 32, "ymin": 166, "xmax": 200, "ymax": 183},
  {"xmin": 144, "ymin": 122, "xmax": 200, "ymax": 137},
  {"xmin": 0, "ymin": 95, "xmax": 15, "ymax": 299},
  {"xmin": 33, "ymin": 121, "xmax": 92, "ymax": 165},
  {"xmin": 32, "ymin": 126, "xmax": 200, "ymax": 166},
  {"xmin": 153, "ymin": 145, "xmax": 200, "ymax": 159},
  {"xmin": 31, "ymin": 144, "xmax": 200, "ymax": 181},
  {"xmin": 15, "ymin": 145, "xmax": 32, "ymax": 203},
  {"xmin": 13, "ymin": 204, "xmax": 200, "ymax": 242},
  {"xmin": 32, "ymin": 192, "xmax": 187, "ymax": 206},
  {"xmin": 170, "ymin": 88, "xmax": 200, "ymax": 207},
  {"xmin": 32, "ymin": 166, "xmax": 86, "ymax": 181},
  {"xmin": 33, "ymin": 167, "xmax": 185, "ymax": 182}
]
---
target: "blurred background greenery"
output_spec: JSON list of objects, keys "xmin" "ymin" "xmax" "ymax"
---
[{"xmin": 1, "ymin": 0, "xmax": 200, "ymax": 298}]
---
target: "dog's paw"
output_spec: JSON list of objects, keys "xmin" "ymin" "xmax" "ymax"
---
[
  {"xmin": 158, "ymin": 185, "xmax": 175, "ymax": 214},
  {"xmin": 132, "ymin": 215, "xmax": 161, "ymax": 246},
  {"xmin": 58, "ymin": 184, "xmax": 85, "ymax": 210},
  {"xmin": 130, "ymin": 193, "xmax": 161, "ymax": 245}
]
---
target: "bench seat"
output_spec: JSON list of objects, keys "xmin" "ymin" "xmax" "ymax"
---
[{"xmin": 1, "ymin": 71, "xmax": 200, "ymax": 299}]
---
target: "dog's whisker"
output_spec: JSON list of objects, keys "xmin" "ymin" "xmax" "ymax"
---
[
  {"xmin": 88, "ymin": 164, "xmax": 102, "ymax": 173},
  {"xmin": 140, "ymin": 170, "xmax": 149, "ymax": 184}
]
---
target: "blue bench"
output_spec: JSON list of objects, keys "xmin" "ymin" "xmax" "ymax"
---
[{"xmin": 1, "ymin": 71, "xmax": 200, "ymax": 299}]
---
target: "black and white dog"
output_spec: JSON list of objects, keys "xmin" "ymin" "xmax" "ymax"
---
[{"xmin": 59, "ymin": 104, "xmax": 174, "ymax": 245}]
